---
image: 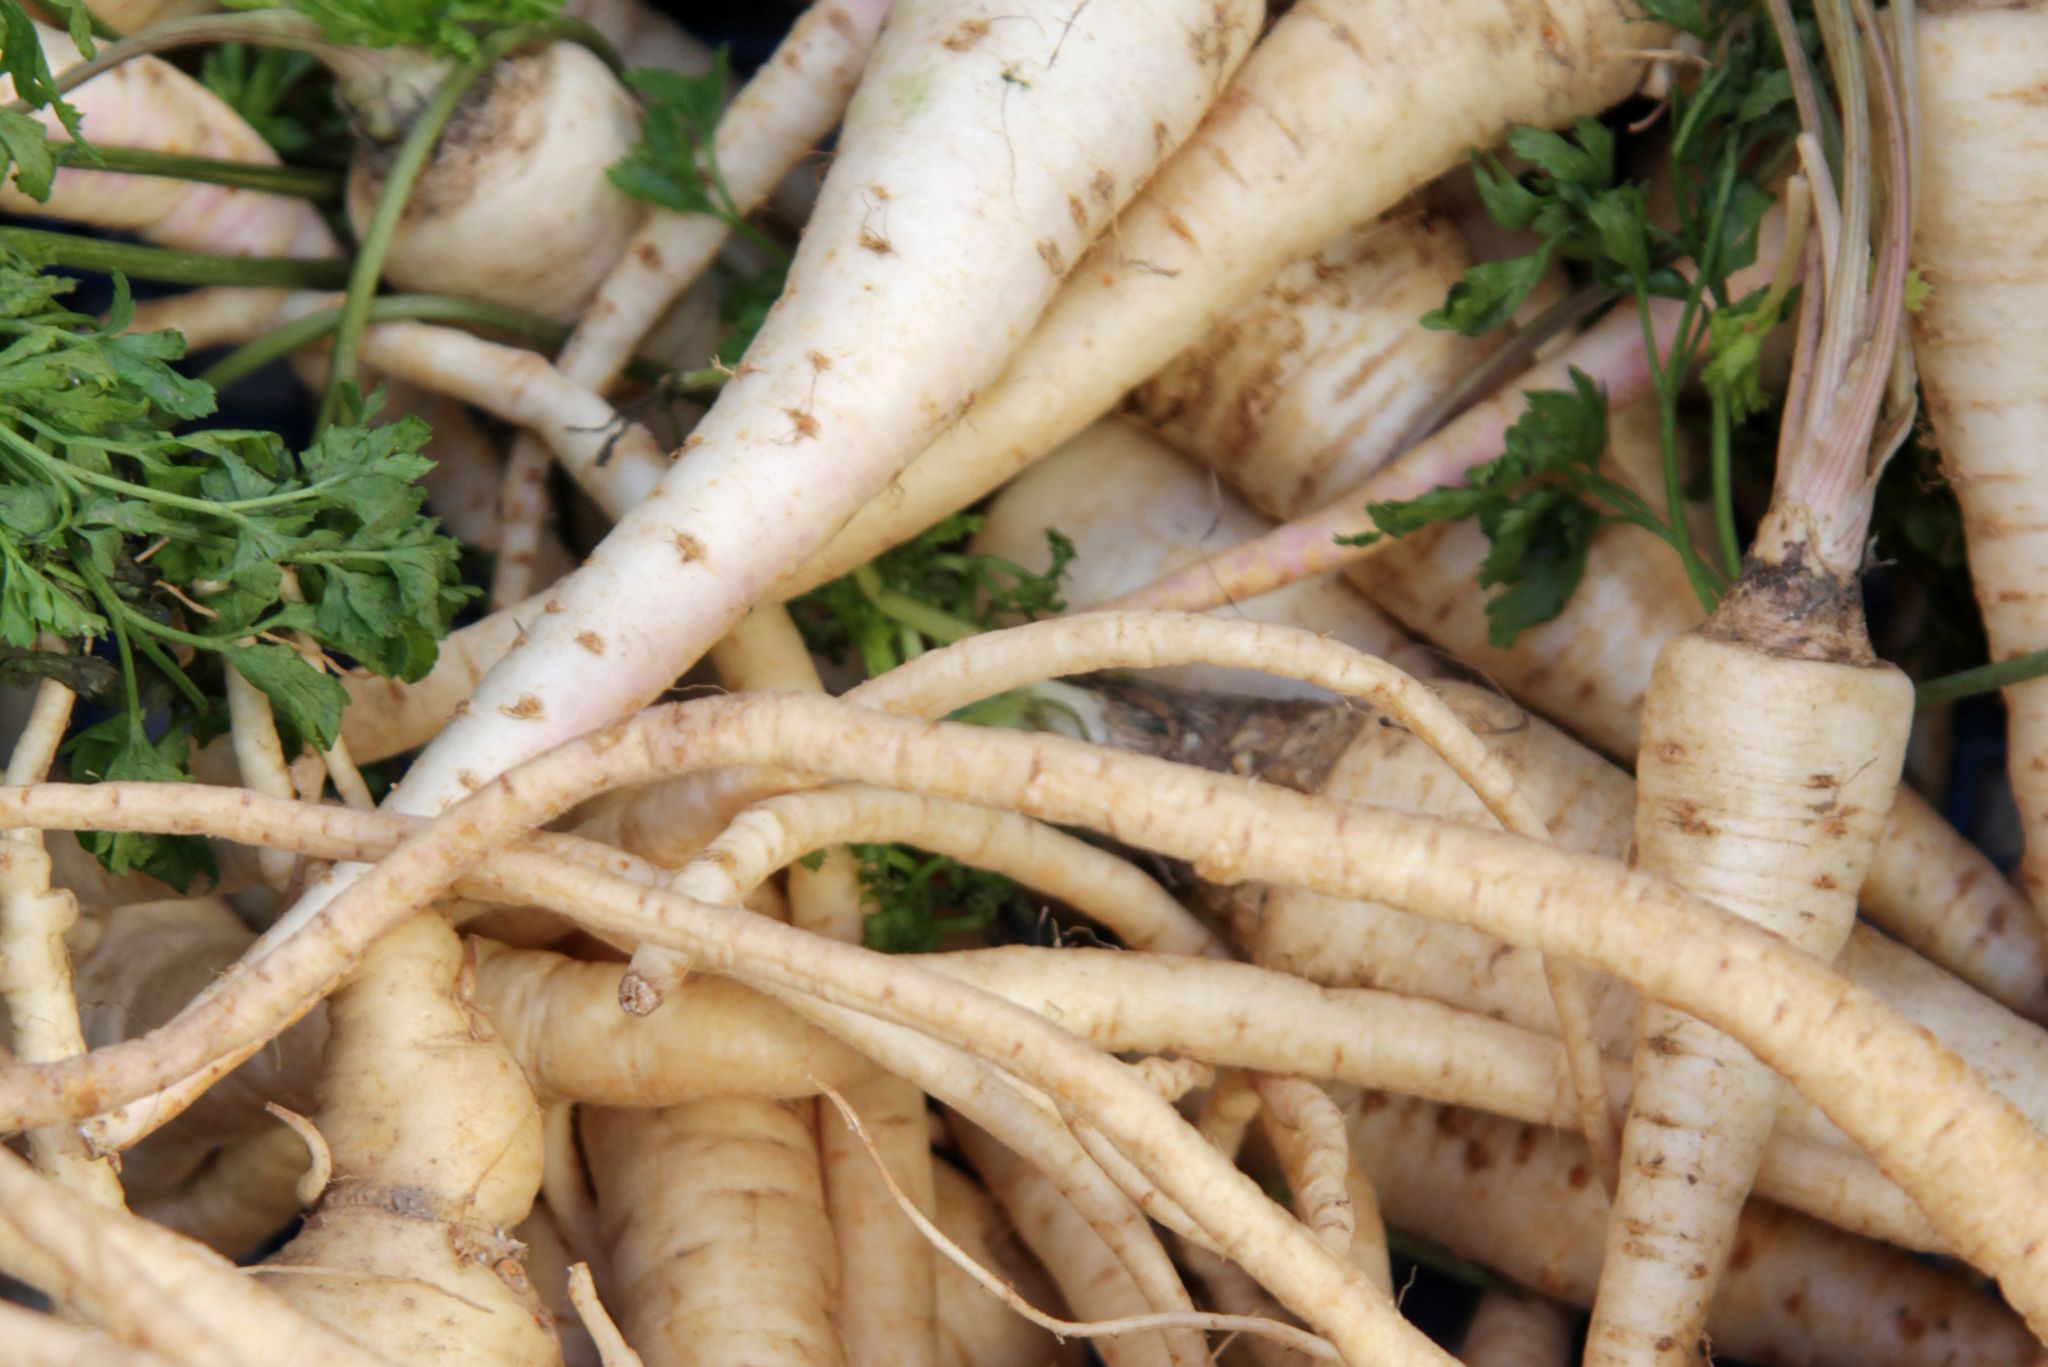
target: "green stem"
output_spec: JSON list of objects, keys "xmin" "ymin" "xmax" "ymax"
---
[
  {"xmin": 1708, "ymin": 388, "xmax": 1742, "ymax": 580},
  {"xmin": 1915, "ymin": 650, "xmax": 2048, "ymax": 706},
  {"xmin": 49, "ymin": 143, "xmax": 341, "ymax": 199},
  {"xmin": 873, "ymin": 589, "xmax": 979, "ymax": 646},
  {"xmin": 200, "ymin": 293, "xmax": 674, "ymax": 394},
  {"xmin": 68, "ymin": 537, "xmax": 144, "ymax": 727},
  {"xmin": 1639, "ymin": 289, "xmax": 1720, "ymax": 615},
  {"xmin": 0, "ymin": 227, "xmax": 346, "ymax": 288},
  {"xmin": 318, "ymin": 51, "xmax": 491, "ymax": 430},
  {"xmin": 208, "ymin": 295, "xmax": 533, "ymax": 391}
]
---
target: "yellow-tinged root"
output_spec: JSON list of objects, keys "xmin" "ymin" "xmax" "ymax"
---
[
  {"xmin": 1591, "ymin": 625, "xmax": 1912, "ymax": 1365},
  {"xmin": 582, "ymin": 1098, "xmax": 842, "ymax": 1367},
  {"xmin": 260, "ymin": 915, "xmax": 554, "ymax": 1366}
]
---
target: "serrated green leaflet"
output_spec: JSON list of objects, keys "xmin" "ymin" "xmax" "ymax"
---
[
  {"xmin": 792, "ymin": 514, "xmax": 1075, "ymax": 679},
  {"xmin": 853, "ymin": 842, "xmax": 1032, "ymax": 955},
  {"xmin": 1380, "ymin": 0, "xmax": 1812, "ymax": 639},
  {"xmin": 0, "ymin": 251, "xmax": 473, "ymax": 887},
  {"xmin": 224, "ymin": 0, "xmax": 559, "ymax": 61}
]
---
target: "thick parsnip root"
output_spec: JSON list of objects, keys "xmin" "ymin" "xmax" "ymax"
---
[
  {"xmin": 17, "ymin": 676, "xmax": 2048, "ymax": 1346},
  {"xmin": 258, "ymin": 914, "xmax": 553, "ymax": 1366},
  {"xmin": 564, "ymin": 0, "xmax": 892, "ymax": 394},
  {"xmin": 785, "ymin": 0, "xmax": 1666, "ymax": 595},
  {"xmin": 582, "ymin": 1098, "xmax": 843, "ymax": 1367},
  {"xmin": 1591, "ymin": 617, "xmax": 1911, "ymax": 1364},
  {"xmin": 1104, "ymin": 262, "xmax": 2047, "ymax": 1015},
  {"xmin": 1124, "ymin": 213, "xmax": 1482, "ymax": 520},
  {"xmin": 0, "ymin": 1144, "xmax": 392, "ymax": 1367},
  {"xmin": 969, "ymin": 419, "xmax": 1436, "ymax": 694},
  {"xmin": 347, "ymin": 41, "xmax": 641, "ymax": 320},
  {"xmin": 1349, "ymin": 1092, "xmax": 2039, "ymax": 1367},
  {"xmin": 0, "ymin": 22, "xmax": 334, "ymax": 258},
  {"xmin": 1912, "ymin": 1, "xmax": 2048, "ymax": 917},
  {"xmin": 717, "ymin": 602, "xmax": 939, "ymax": 1367}
]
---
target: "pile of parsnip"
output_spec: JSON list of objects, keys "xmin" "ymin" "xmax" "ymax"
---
[{"xmin": 5, "ymin": 0, "xmax": 2048, "ymax": 1362}]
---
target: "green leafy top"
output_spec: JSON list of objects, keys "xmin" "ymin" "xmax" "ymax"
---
[
  {"xmin": 849, "ymin": 842, "xmax": 1033, "ymax": 954},
  {"xmin": 0, "ymin": 0, "xmax": 94, "ymax": 201},
  {"xmin": 0, "ymin": 253, "xmax": 473, "ymax": 886},
  {"xmin": 792, "ymin": 513, "xmax": 1076, "ymax": 678},
  {"xmin": 609, "ymin": 53, "xmax": 794, "ymax": 382},
  {"xmin": 201, "ymin": 43, "xmax": 351, "ymax": 162},
  {"xmin": 1370, "ymin": 0, "xmax": 1810, "ymax": 642},
  {"xmin": 225, "ymin": 0, "xmax": 558, "ymax": 61},
  {"xmin": 608, "ymin": 56, "xmax": 733, "ymax": 219}
]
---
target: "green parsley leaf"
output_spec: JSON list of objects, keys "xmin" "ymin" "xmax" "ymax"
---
[
  {"xmin": 228, "ymin": 0, "xmax": 559, "ymax": 61},
  {"xmin": 792, "ymin": 515, "xmax": 1074, "ymax": 679},
  {"xmin": 1360, "ymin": 369, "xmax": 1620, "ymax": 646},
  {"xmin": 201, "ymin": 44, "xmax": 349, "ymax": 162},
  {"xmin": 0, "ymin": 247, "xmax": 474, "ymax": 879},
  {"xmin": 854, "ymin": 842, "xmax": 1028, "ymax": 954},
  {"xmin": 0, "ymin": 0, "xmax": 91, "ymax": 201},
  {"xmin": 609, "ymin": 55, "xmax": 732, "ymax": 220},
  {"xmin": 65, "ymin": 715, "xmax": 217, "ymax": 891}
]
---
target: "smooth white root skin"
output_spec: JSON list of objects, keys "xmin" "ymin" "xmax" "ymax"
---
[
  {"xmin": 1458, "ymin": 1293, "xmax": 1573, "ymax": 1367},
  {"xmin": 930, "ymin": 1160, "xmax": 1082, "ymax": 1367},
  {"xmin": 783, "ymin": 0, "xmax": 1663, "ymax": 597},
  {"xmin": 1348, "ymin": 1093, "xmax": 2041, "ymax": 1367},
  {"xmin": 349, "ymin": 42, "xmax": 642, "ymax": 320},
  {"xmin": 1589, "ymin": 630, "xmax": 1912, "ymax": 1367},
  {"xmin": 341, "ymin": 319, "xmax": 672, "ymax": 516},
  {"xmin": 0, "ymin": 1298, "xmax": 183, "ymax": 1367},
  {"xmin": 0, "ymin": 23, "xmax": 334, "ymax": 259},
  {"xmin": 970, "ymin": 418, "xmax": 1436, "ymax": 696},
  {"xmin": 259, "ymin": 915, "xmax": 553, "ymax": 1367},
  {"xmin": 1913, "ymin": 4, "xmax": 2048, "ymax": 916},
  {"xmin": 582, "ymin": 1098, "xmax": 843, "ymax": 1367}
]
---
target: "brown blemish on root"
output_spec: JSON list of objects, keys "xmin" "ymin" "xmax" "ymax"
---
[
  {"xmin": 1666, "ymin": 801, "xmax": 1716, "ymax": 837},
  {"xmin": 499, "ymin": 695, "xmax": 544, "ymax": 720},
  {"xmin": 635, "ymin": 242, "xmax": 663, "ymax": 271},
  {"xmin": 675, "ymin": 533, "xmax": 706, "ymax": 562},
  {"xmin": 786, "ymin": 409, "xmax": 821, "ymax": 440},
  {"xmin": 858, "ymin": 228, "xmax": 894, "ymax": 254},
  {"xmin": 942, "ymin": 18, "xmax": 990, "ymax": 49},
  {"xmin": 575, "ymin": 632, "xmax": 604, "ymax": 655},
  {"xmin": 1036, "ymin": 238, "xmax": 1066, "ymax": 274}
]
